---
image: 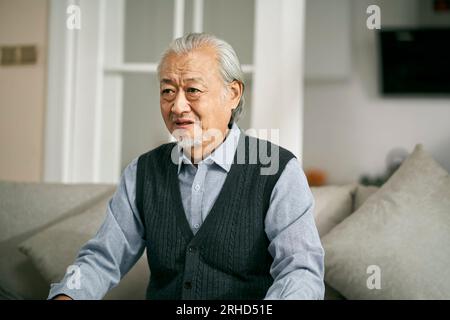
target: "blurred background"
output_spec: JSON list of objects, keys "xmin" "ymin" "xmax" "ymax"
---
[{"xmin": 1, "ymin": 0, "xmax": 449, "ymax": 186}]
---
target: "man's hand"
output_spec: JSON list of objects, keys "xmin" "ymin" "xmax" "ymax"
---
[{"xmin": 53, "ymin": 294, "xmax": 73, "ymax": 300}]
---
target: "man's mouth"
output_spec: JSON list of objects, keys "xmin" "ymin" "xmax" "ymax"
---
[{"xmin": 174, "ymin": 119, "xmax": 195, "ymax": 128}]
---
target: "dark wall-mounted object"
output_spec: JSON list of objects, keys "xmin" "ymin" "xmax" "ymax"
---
[
  {"xmin": 0, "ymin": 45, "xmax": 37, "ymax": 66},
  {"xmin": 434, "ymin": 0, "xmax": 450, "ymax": 12},
  {"xmin": 378, "ymin": 28, "xmax": 450, "ymax": 95}
]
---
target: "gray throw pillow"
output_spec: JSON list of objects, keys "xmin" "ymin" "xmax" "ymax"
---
[
  {"xmin": 310, "ymin": 184, "xmax": 357, "ymax": 237},
  {"xmin": 353, "ymin": 185, "xmax": 379, "ymax": 211},
  {"xmin": 19, "ymin": 194, "xmax": 149, "ymax": 300},
  {"xmin": 322, "ymin": 144, "xmax": 450, "ymax": 299}
]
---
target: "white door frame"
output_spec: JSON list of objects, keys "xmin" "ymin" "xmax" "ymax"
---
[
  {"xmin": 44, "ymin": 0, "xmax": 122, "ymax": 183},
  {"xmin": 251, "ymin": 0, "xmax": 305, "ymax": 161}
]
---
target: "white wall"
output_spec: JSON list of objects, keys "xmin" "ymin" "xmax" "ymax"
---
[
  {"xmin": 303, "ymin": 0, "xmax": 450, "ymax": 184},
  {"xmin": 0, "ymin": 0, "xmax": 48, "ymax": 182}
]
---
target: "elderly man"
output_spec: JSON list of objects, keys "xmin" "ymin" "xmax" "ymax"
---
[{"xmin": 50, "ymin": 33, "xmax": 324, "ymax": 300}]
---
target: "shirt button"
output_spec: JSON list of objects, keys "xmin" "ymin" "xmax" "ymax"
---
[
  {"xmin": 184, "ymin": 281, "xmax": 192, "ymax": 290},
  {"xmin": 194, "ymin": 184, "xmax": 200, "ymax": 191},
  {"xmin": 193, "ymin": 223, "xmax": 200, "ymax": 229}
]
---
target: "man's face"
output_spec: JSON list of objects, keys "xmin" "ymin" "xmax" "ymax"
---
[{"xmin": 159, "ymin": 46, "xmax": 241, "ymax": 147}]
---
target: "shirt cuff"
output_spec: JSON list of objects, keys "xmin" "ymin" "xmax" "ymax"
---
[{"xmin": 47, "ymin": 282, "xmax": 94, "ymax": 300}]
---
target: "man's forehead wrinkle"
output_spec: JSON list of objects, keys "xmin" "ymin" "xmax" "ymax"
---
[
  {"xmin": 162, "ymin": 61, "xmax": 202, "ymax": 77},
  {"xmin": 159, "ymin": 48, "xmax": 220, "ymax": 85},
  {"xmin": 160, "ymin": 77, "xmax": 206, "ymax": 87},
  {"xmin": 161, "ymin": 66, "xmax": 208, "ymax": 85}
]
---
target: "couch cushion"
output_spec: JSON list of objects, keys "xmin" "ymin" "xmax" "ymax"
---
[
  {"xmin": 310, "ymin": 184, "xmax": 357, "ymax": 237},
  {"xmin": 0, "ymin": 233, "xmax": 49, "ymax": 299},
  {"xmin": 353, "ymin": 185, "xmax": 379, "ymax": 211},
  {"xmin": 324, "ymin": 283, "xmax": 345, "ymax": 300},
  {"xmin": 322, "ymin": 144, "xmax": 450, "ymax": 299},
  {"xmin": 0, "ymin": 181, "xmax": 115, "ymax": 242},
  {"xmin": 19, "ymin": 193, "xmax": 149, "ymax": 300},
  {"xmin": 0, "ymin": 182, "xmax": 116, "ymax": 299}
]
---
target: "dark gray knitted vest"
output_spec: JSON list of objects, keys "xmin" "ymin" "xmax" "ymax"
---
[{"xmin": 136, "ymin": 133, "xmax": 295, "ymax": 300}]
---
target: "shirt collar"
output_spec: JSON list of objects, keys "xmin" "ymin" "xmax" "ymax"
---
[{"xmin": 177, "ymin": 122, "xmax": 241, "ymax": 174}]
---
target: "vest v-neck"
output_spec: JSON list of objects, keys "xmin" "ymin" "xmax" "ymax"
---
[{"xmin": 169, "ymin": 134, "xmax": 245, "ymax": 243}]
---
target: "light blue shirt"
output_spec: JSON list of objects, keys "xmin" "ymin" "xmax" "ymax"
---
[{"xmin": 48, "ymin": 123, "xmax": 325, "ymax": 300}]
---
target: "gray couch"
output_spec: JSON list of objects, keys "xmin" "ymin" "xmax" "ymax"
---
[
  {"xmin": 2, "ymin": 145, "xmax": 449, "ymax": 299},
  {"xmin": 0, "ymin": 180, "xmax": 375, "ymax": 300}
]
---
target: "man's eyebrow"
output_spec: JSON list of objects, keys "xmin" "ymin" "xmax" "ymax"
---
[
  {"xmin": 160, "ymin": 78, "xmax": 206, "ymax": 85},
  {"xmin": 160, "ymin": 78, "xmax": 175, "ymax": 85}
]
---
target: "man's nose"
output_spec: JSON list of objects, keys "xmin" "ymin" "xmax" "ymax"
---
[{"xmin": 171, "ymin": 91, "xmax": 190, "ymax": 115}]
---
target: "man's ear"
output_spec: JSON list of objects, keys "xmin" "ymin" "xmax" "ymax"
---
[{"xmin": 228, "ymin": 80, "xmax": 243, "ymax": 110}]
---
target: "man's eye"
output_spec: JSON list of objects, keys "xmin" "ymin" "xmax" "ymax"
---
[
  {"xmin": 186, "ymin": 88, "xmax": 201, "ymax": 94},
  {"xmin": 161, "ymin": 88, "xmax": 174, "ymax": 95}
]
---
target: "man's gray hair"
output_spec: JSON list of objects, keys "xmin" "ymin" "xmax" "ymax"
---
[{"xmin": 158, "ymin": 33, "xmax": 245, "ymax": 124}]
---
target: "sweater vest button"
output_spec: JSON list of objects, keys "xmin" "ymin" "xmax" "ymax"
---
[
  {"xmin": 184, "ymin": 281, "xmax": 192, "ymax": 289},
  {"xmin": 188, "ymin": 246, "xmax": 197, "ymax": 253}
]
